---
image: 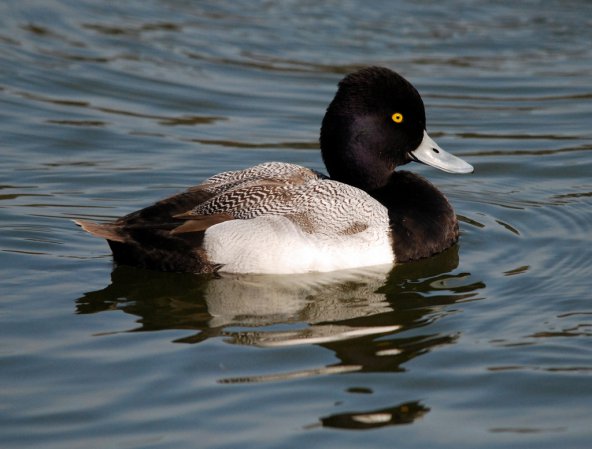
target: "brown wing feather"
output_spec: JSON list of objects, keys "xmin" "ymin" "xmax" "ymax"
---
[
  {"xmin": 115, "ymin": 186, "xmax": 218, "ymax": 227},
  {"xmin": 170, "ymin": 213, "xmax": 234, "ymax": 234}
]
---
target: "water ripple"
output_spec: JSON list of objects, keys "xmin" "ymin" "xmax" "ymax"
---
[{"xmin": 2, "ymin": 0, "xmax": 592, "ymax": 447}]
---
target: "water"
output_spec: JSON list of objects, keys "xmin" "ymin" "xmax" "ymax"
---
[{"xmin": 1, "ymin": 0, "xmax": 592, "ymax": 447}]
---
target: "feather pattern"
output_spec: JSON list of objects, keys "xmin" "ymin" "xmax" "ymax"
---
[
  {"xmin": 184, "ymin": 162, "xmax": 389, "ymax": 236},
  {"xmin": 183, "ymin": 162, "xmax": 394, "ymax": 273}
]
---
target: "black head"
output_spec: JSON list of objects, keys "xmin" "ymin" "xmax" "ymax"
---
[{"xmin": 320, "ymin": 67, "xmax": 427, "ymax": 191}]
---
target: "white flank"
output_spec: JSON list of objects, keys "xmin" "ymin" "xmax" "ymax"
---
[{"xmin": 203, "ymin": 215, "xmax": 394, "ymax": 274}]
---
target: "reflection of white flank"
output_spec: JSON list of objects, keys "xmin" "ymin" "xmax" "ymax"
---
[
  {"xmin": 352, "ymin": 413, "xmax": 393, "ymax": 424},
  {"xmin": 205, "ymin": 265, "xmax": 393, "ymax": 328},
  {"xmin": 218, "ymin": 364, "xmax": 362, "ymax": 384},
  {"xmin": 254, "ymin": 324, "xmax": 401, "ymax": 348},
  {"xmin": 376, "ymin": 348, "xmax": 403, "ymax": 356}
]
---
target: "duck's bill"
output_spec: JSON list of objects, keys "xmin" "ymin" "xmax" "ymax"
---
[{"xmin": 410, "ymin": 131, "xmax": 473, "ymax": 174}]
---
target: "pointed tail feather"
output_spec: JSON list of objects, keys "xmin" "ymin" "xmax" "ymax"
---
[{"xmin": 73, "ymin": 219, "xmax": 126, "ymax": 243}]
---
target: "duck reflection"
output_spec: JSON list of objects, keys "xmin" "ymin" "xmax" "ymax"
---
[
  {"xmin": 77, "ymin": 245, "xmax": 484, "ymax": 378},
  {"xmin": 311, "ymin": 401, "xmax": 430, "ymax": 430}
]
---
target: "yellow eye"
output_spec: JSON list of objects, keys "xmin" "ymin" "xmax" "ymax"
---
[{"xmin": 391, "ymin": 112, "xmax": 404, "ymax": 123}]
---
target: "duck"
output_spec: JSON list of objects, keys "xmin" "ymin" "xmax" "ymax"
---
[{"xmin": 75, "ymin": 66, "xmax": 473, "ymax": 274}]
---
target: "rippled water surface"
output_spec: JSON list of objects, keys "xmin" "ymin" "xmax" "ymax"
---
[{"xmin": 2, "ymin": 1, "xmax": 592, "ymax": 448}]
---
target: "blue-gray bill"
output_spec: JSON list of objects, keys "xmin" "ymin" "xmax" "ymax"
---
[{"xmin": 411, "ymin": 131, "xmax": 474, "ymax": 174}]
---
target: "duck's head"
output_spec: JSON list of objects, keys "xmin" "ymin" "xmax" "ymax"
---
[{"xmin": 320, "ymin": 67, "xmax": 473, "ymax": 191}]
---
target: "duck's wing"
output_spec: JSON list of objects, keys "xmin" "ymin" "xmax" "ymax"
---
[
  {"xmin": 167, "ymin": 162, "xmax": 327, "ymax": 233},
  {"xmin": 177, "ymin": 177, "xmax": 388, "ymax": 239},
  {"xmin": 171, "ymin": 182, "xmax": 299, "ymax": 234},
  {"xmin": 78, "ymin": 162, "xmax": 323, "ymax": 232}
]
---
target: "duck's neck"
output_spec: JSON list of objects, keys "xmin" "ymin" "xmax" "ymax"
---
[
  {"xmin": 330, "ymin": 150, "xmax": 393, "ymax": 191},
  {"xmin": 369, "ymin": 171, "xmax": 459, "ymax": 262}
]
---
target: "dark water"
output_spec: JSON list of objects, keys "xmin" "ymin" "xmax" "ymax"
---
[{"xmin": 2, "ymin": 0, "xmax": 592, "ymax": 447}]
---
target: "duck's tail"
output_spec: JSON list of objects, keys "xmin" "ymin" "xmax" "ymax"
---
[
  {"xmin": 73, "ymin": 219, "xmax": 126, "ymax": 243},
  {"xmin": 73, "ymin": 219, "xmax": 219, "ymax": 273}
]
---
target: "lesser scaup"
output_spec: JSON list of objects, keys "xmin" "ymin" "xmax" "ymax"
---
[{"xmin": 76, "ymin": 67, "xmax": 473, "ymax": 274}]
